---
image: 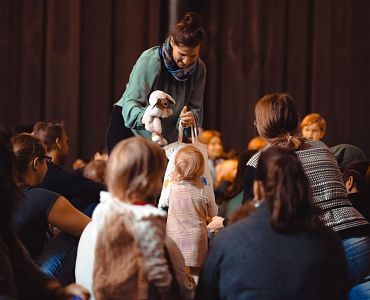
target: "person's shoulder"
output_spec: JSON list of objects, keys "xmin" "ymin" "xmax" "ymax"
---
[
  {"xmin": 198, "ymin": 58, "xmax": 206, "ymax": 71},
  {"xmin": 211, "ymin": 208, "xmax": 262, "ymax": 249},
  {"xmin": 193, "ymin": 59, "xmax": 206, "ymax": 79},
  {"xmin": 297, "ymin": 140, "xmax": 337, "ymax": 161},
  {"xmin": 301, "ymin": 139, "xmax": 329, "ymax": 150},
  {"xmin": 247, "ymin": 146, "xmax": 270, "ymax": 167},
  {"xmin": 25, "ymin": 186, "xmax": 60, "ymax": 199},
  {"xmin": 136, "ymin": 46, "xmax": 161, "ymax": 68}
]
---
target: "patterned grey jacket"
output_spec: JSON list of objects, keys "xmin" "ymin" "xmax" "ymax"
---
[{"xmin": 247, "ymin": 139, "xmax": 369, "ymax": 234}]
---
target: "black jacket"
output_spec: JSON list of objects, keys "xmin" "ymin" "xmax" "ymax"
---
[{"xmin": 38, "ymin": 162, "xmax": 106, "ymax": 210}]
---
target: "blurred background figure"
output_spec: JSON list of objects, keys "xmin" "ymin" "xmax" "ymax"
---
[
  {"xmin": 247, "ymin": 136, "xmax": 268, "ymax": 156},
  {"xmin": 198, "ymin": 129, "xmax": 226, "ymax": 182},
  {"xmin": 331, "ymin": 144, "xmax": 367, "ymax": 171},
  {"xmin": 32, "ymin": 121, "xmax": 106, "ymax": 213},
  {"xmin": 300, "ymin": 113, "xmax": 327, "ymax": 141},
  {"xmin": 83, "ymin": 160, "xmax": 107, "ymax": 185},
  {"xmin": 343, "ymin": 160, "xmax": 370, "ymax": 222}
]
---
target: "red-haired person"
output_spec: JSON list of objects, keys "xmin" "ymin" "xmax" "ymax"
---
[{"xmin": 300, "ymin": 112, "xmax": 326, "ymax": 141}]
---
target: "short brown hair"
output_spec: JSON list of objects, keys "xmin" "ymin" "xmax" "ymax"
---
[
  {"xmin": 32, "ymin": 121, "xmax": 65, "ymax": 151},
  {"xmin": 106, "ymin": 137, "xmax": 167, "ymax": 203},
  {"xmin": 300, "ymin": 113, "xmax": 327, "ymax": 133},
  {"xmin": 173, "ymin": 145, "xmax": 204, "ymax": 185},
  {"xmin": 255, "ymin": 93, "xmax": 303, "ymax": 150},
  {"xmin": 172, "ymin": 12, "xmax": 205, "ymax": 47}
]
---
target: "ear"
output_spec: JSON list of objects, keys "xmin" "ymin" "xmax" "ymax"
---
[
  {"xmin": 56, "ymin": 137, "xmax": 62, "ymax": 150},
  {"xmin": 31, "ymin": 157, "xmax": 40, "ymax": 171},
  {"xmin": 345, "ymin": 176, "xmax": 354, "ymax": 192},
  {"xmin": 169, "ymin": 36, "xmax": 175, "ymax": 47},
  {"xmin": 253, "ymin": 180, "xmax": 264, "ymax": 200},
  {"xmin": 166, "ymin": 93, "xmax": 176, "ymax": 104}
]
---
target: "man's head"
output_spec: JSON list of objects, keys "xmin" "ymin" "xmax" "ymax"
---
[{"xmin": 32, "ymin": 121, "xmax": 69, "ymax": 165}]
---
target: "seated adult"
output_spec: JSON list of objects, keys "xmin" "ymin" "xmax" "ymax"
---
[
  {"xmin": 343, "ymin": 160, "xmax": 370, "ymax": 222},
  {"xmin": 32, "ymin": 121, "xmax": 106, "ymax": 212},
  {"xmin": 0, "ymin": 127, "xmax": 89, "ymax": 300},
  {"xmin": 196, "ymin": 147, "xmax": 347, "ymax": 300},
  {"xmin": 244, "ymin": 93, "xmax": 370, "ymax": 299},
  {"xmin": 330, "ymin": 143, "xmax": 367, "ymax": 171},
  {"xmin": 11, "ymin": 133, "xmax": 90, "ymax": 258}
]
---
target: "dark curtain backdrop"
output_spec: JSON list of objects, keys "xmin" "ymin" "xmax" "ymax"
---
[{"xmin": 1, "ymin": 0, "xmax": 369, "ymax": 165}]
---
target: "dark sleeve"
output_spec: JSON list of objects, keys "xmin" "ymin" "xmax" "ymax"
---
[
  {"xmin": 14, "ymin": 188, "xmax": 60, "ymax": 257},
  {"xmin": 242, "ymin": 165, "xmax": 256, "ymax": 204},
  {"xmin": 27, "ymin": 187, "xmax": 60, "ymax": 220},
  {"xmin": 195, "ymin": 239, "xmax": 222, "ymax": 300},
  {"xmin": 40, "ymin": 163, "xmax": 106, "ymax": 201}
]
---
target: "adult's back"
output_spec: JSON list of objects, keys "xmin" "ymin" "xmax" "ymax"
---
[
  {"xmin": 196, "ymin": 203, "xmax": 347, "ymax": 300},
  {"xmin": 246, "ymin": 139, "xmax": 368, "ymax": 234},
  {"xmin": 197, "ymin": 147, "xmax": 347, "ymax": 300}
]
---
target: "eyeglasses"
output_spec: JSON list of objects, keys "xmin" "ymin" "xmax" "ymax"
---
[{"xmin": 38, "ymin": 155, "xmax": 52, "ymax": 163}]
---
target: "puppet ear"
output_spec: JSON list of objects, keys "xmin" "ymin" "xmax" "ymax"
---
[
  {"xmin": 165, "ymin": 93, "xmax": 176, "ymax": 104},
  {"xmin": 149, "ymin": 90, "xmax": 162, "ymax": 106}
]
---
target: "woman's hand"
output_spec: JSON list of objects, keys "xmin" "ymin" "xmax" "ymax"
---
[
  {"xmin": 179, "ymin": 106, "xmax": 194, "ymax": 127},
  {"xmin": 57, "ymin": 283, "xmax": 90, "ymax": 300}
]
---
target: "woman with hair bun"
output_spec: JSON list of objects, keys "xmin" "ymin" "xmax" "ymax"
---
[
  {"xmin": 106, "ymin": 12, "xmax": 206, "ymax": 153},
  {"xmin": 244, "ymin": 93, "xmax": 370, "ymax": 299}
]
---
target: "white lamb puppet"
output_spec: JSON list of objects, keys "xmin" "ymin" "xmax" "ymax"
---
[{"xmin": 142, "ymin": 90, "xmax": 176, "ymax": 145}]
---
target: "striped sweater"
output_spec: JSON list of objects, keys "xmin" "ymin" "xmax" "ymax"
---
[{"xmin": 247, "ymin": 140, "xmax": 369, "ymax": 235}]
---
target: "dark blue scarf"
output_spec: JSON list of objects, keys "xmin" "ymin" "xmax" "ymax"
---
[{"xmin": 159, "ymin": 38, "xmax": 199, "ymax": 82}]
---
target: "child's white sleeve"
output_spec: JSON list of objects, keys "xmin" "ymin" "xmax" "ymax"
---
[{"xmin": 158, "ymin": 181, "xmax": 172, "ymax": 210}]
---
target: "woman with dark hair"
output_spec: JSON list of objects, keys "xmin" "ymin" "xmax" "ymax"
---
[
  {"xmin": 11, "ymin": 133, "xmax": 90, "ymax": 258},
  {"xmin": 0, "ymin": 128, "xmax": 89, "ymax": 299},
  {"xmin": 106, "ymin": 12, "xmax": 206, "ymax": 153},
  {"xmin": 244, "ymin": 93, "xmax": 370, "ymax": 299},
  {"xmin": 196, "ymin": 147, "xmax": 347, "ymax": 299}
]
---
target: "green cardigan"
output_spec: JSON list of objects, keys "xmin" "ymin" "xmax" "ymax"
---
[{"xmin": 115, "ymin": 46, "xmax": 206, "ymax": 143}]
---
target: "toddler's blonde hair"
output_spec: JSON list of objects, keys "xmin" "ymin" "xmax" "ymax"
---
[{"xmin": 173, "ymin": 145, "xmax": 204, "ymax": 186}]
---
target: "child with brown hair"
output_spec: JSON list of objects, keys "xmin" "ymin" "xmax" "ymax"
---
[
  {"xmin": 166, "ymin": 145, "xmax": 218, "ymax": 276},
  {"xmin": 75, "ymin": 137, "xmax": 195, "ymax": 300}
]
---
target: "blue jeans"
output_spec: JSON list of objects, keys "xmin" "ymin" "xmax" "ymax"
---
[
  {"xmin": 342, "ymin": 235, "xmax": 370, "ymax": 299},
  {"xmin": 35, "ymin": 232, "xmax": 79, "ymax": 285}
]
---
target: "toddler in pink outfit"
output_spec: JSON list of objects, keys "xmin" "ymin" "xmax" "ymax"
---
[{"xmin": 166, "ymin": 145, "xmax": 218, "ymax": 276}]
